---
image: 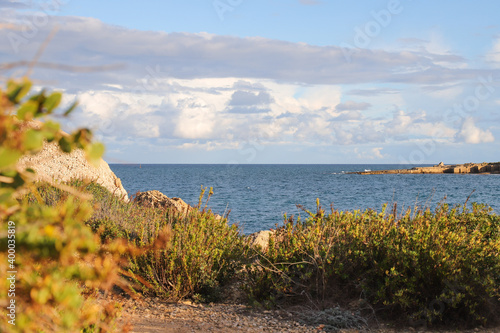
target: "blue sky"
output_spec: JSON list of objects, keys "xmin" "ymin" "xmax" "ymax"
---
[{"xmin": 1, "ymin": 0, "xmax": 500, "ymax": 164}]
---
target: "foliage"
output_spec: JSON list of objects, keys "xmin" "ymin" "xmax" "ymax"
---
[
  {"xmin": 28, "ymin": 180, "xmax": 248, "ymax": 303},
  {"xmin": 127, "ymin": 187, "xmax": 248, "ymax": 302},
  {"xmin": 25, "ymin": 180, "xmax": 141, "ymax": 243},
  {"xmin": 0, "ymin": 79, "xmax": 132, "ymax": 332},
  {"xmin": 247, "ymin": 200, "xmax": 500, "ymax": 326}
]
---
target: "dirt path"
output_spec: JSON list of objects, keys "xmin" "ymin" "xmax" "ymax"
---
[
  {"xmin": 106, "ymin": 294, "xmax": 499, "ymax": 333},
  {"xmin": 117, "ymin": 296, "xmax": 318, "ymax": 333}
]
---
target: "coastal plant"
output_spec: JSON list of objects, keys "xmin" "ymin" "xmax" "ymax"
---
[
  {"xmin": 23, "ymin": 180, "xmax": 134, "ymax": 242},
  {"xmin": 127, "ymin": 187, "xmax": 248, "ymax": 301},
  {"xmin": 0, "ymin": 79, "xmax": 133, "ymax": 332},
  {"xmin": 25, "ymin": 179, "xmax": 247, "ymax": 303},
  {"xmin": 248, "ymin": 199, "xmax": 500, "ymax": 326}
]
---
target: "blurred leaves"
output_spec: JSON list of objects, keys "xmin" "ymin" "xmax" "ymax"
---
[{"xmin": 0, "ymin": 79, "xmax": 128, "ymax": 332}]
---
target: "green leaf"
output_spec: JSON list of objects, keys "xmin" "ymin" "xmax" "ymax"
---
[
  {"xmin": 73, "ymin": 128, "xmax": 92, "ymax": 148},
  {"xmin": 7, "ymin": 79, "xmax": 32, "ymax": 103},
  {"xmin": 24, "ymin": 129, "xmax": 44, "ymax": 151},
  {"xmin": 29, "ymin": 89, "xmax": 46, "ymax": 102},
  {"xmin": 0, "ymin": 147, "xmax": 22, "ymax": 168},
  {"xmin": 58, "ymin": 137, "xmax": 72, "ymax": 153},
  {"xmin": 86, "ymin": 142, "xmax": 105, "ymax": 167},
  {"xmin": 16, "ymin": 100, "xmax": 39, "ymax": 120},
  {"xmin": 43, "ymin": 92, "xmax": 62, "ymax": 113},
  {"xmin": 63, "ymin": 101, "xmax": 79, "ymax": 116},
  {"xmin": 41, "ymin": 121, "xmax": 60, "ymax": 142}
]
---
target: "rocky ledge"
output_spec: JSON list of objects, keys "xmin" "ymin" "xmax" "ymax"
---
[
  {"xmin": 350, "ymin": 162, "xmax": 500, "ymax": 175},
  {"xmin": 17, "ymin": 141, "xmax": 129, "ymax": 200}
]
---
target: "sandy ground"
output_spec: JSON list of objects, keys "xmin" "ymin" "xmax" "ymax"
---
[{"xmin": 102, "ymin": 293, "xmax": 500, "ymax": 333}]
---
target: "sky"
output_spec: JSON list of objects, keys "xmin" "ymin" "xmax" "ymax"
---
[{"xmin": 1, "ymin": 0, "xmax": 500, "ymax": 164}]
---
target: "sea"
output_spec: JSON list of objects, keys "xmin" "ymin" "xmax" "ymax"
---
[{"xmin": 109, "ymin": 164, "xmax": 500, "ymax": 234}]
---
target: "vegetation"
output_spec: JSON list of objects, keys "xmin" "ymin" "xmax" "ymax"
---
[
  {"xmin": 24, "ymin": 177, "xmax": 500, "ymax": 329},
  {"xmin": 247, "ymin": 201, "xmax": 500, "ymax": 327},
  {"xmin": 1, "ymin": 79, "xmax": 499, "ymax": 331},
  {"xmin": 0, "ymin": 79, "xmax": 135, "ymax": 332},
  {"xmin": 27, "ymin": 181, "xmax": 247, "ymax": 302},
  {"xmin": 127, "ymin": 188, "xmax": 247, "ymax": 302}
]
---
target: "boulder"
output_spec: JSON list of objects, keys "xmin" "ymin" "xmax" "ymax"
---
[
  {"xmin": 248, "ymin": 230, "xmax": 274, "ymax": 251},
  {"xmin": 133, "ymin": 190, "xmax": 192, "ymax": 215},
  {"xmin": 17, "ymin": 141, "xmax": 129, "ymax": 201}
]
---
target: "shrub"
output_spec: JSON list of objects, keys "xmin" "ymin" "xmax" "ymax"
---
[
  {"xmin": 30, "ymin": 180, "xmax": 249, "ymax": 303},
  {"xmin": 24, "ymin": 180, "xmax": 134, "ymax": 242},
  {"xmin": 0, "ymin": 79, "xmax": 131, "ymax": 332},
  {"xmin": 127, "ymin": 188, "xmax": 248, "ymax": 301},
  {"xmin": 248, "ymin": 200, "xmax": 500, "ymax": 326}
]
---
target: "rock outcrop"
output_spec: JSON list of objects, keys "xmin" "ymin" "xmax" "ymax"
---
[
  {"xmin": 248, "ymin": 230, "xmax": 274, "ymax": 251},
  {"xmin": 350, "ymin": 162, "xmax": 500, "ymax": 175},
  {"xmin": 17, "ymin": 142, "xmax": 129, "ymax": 201},
  {"xmin": 133, "ymin": 190, "xmax": 192, "ymax": 216}
]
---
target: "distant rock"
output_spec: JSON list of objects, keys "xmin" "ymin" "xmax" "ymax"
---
[
  {"xmin": 350, "ymin": 162, "xmax": 500, "ymax": 175},
  {"xmin": 133, "ymin": 190, "xmax": 192, "ymax": 215},
  {"xmin": 248, "ymin": 230, "xmax": 274, "ymax": 251},
  {"xmin": 17, "ymin": 141, "xmax": 129, "ymax": 201}
]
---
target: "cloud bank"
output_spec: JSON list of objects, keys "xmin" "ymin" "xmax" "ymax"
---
[{"xmin": 0, "ymin": 13, "xmax": 498, "ymax": 163}]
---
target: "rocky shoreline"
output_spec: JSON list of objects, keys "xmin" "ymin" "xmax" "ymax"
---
[{"xmin": 349, "ymin": 162, "xmax": 500, "ymax": 175}]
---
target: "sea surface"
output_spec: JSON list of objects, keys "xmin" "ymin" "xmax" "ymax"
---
[{"xmin": 110, "ymin": 164, "xmax": 500, "ymax": 234}]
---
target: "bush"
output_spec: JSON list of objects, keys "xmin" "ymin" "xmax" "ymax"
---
[
  {"xmin": 24, "ymin": 180, "xmax": 134, "ymax": 242},
  {"xmin": 0, "ymin": 79, "xmax": 131, "ymax": 332},
  {"xmin": 248, "ymin": 200, "xmax": 500, "ymax": 326},
  {"xmin": 127, "ymin": 188, "xmax": 247, "ymax": 302},
  {"xmin": 29, "ymin": 180, "xmax": 248, "ymax": 303}
]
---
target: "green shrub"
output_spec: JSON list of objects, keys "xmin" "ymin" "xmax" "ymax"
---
[
  {"xmin": 25, "ymin": 180, "xmax": 133, "ymax": 242},
  {"xmin": 248, "ymin": 201, "xmax": 500, "ymax": 326},
  {"xmin": 25, "ymin": 178, "xmax": 246, "ymax": 303},
  {"xmin": 0, "ymin": 79, "xmax": 131, "ymax": 332},
  {"xmin": 127, "ymin": 188, "xmax": 247, "ymax": 301}
]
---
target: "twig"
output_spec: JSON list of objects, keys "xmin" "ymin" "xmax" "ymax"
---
[
  {"xmin": 1, "ymin": 61, "xmax": 125, "ymax": 73},
  {"xmin": 463, "ymin": 189, "xmax": 476, "ymax": 209},
  {"xmin": 26, "ymin": 26, "xmax": 59, "ymax": 77}
]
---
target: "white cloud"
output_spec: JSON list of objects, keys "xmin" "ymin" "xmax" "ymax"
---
[
  {"xmin": 486, "ymin": 38, "xmax": 500, "ymax": 68},
  {"xmin": 1, "ymin": 15, "xmax": 494, "ymax": 88},
  {"xmin": 386, "ymin": 110, "xmax": 414, "ymax": 135},
  {"xmin": 1, "ymin": 12, "xmax": 498, "ymax": 163},
  {"xmin": 296, "ymin": 85, "xmax": 341, "ymax": 115},
  {"xmin": 457, "ymin": 118, "xmax": 495, "ymax": 144},
  {"xmin": 354, "ymin": 147, "xmax": 385, "ymax": 160},
  {"xmin": 421, "ymin": 83, "xmax": 464, "ymax": 100},
  {"xmin": 335, "ymin": 101, "xmax": 371, "ymax": 111},
  {"xmin": 174, "ymin": 97, "xmax": 216, "ymax": 139}
]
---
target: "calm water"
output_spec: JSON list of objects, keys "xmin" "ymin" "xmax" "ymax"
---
[{"xmin": 110, "ymin": 164, "xmax": 500, "ymax": 234}]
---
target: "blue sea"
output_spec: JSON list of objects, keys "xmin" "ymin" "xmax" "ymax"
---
[{"xmin": 110, "ymin": 164, "xmax": 500, "ymax": 234}]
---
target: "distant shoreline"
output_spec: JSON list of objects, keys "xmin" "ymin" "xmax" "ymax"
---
[{"xmin": 349, "ymin": 162, "xmax": 500, "ymax": 175}]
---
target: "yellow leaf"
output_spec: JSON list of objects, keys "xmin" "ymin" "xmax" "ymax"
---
[{"xmin": 85, "ymin": 142, "xmax": 105, "ymax": 167}]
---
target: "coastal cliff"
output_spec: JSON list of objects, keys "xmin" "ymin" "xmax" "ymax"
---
[
  {"xmin": 17, "ymin": 141, "xmax": 129, "ymax": 201},
  {"xmin": 350, "ymin": 162, "xmax": 500, "ymax": 175}
]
